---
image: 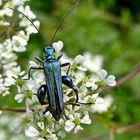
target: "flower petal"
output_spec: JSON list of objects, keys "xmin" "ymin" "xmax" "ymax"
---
[
  {"xmin": 25, "ymin": 125, "xmax": 39, "ymax": 137},
  {"xmin": 97, "ymin": 69, "xmax": 107, "ymax": 80},
  {"xmin": 15, "ymin": 94, "xmax": 24, "ymax": 103},
  {"xmin": 81, "ymin": 115, "xmax": 91, "ymax": 124},
  {"xmin": 46, "ymin": 134, "xmax": 58, "ymax": 140},
  {"xmin": 77, "ymin": 66, "xmax": 87, "ymax": 71},
  {"xmin": 52, "ymin": 41, "xmax": 63, "ymax": 53},
  {"xmin": 65, "ymin": 120, "xmax": 75, "ymax": 132},
  {"xmin": 105, "ymin": 75, "xmax": 116, "ymax": 86},
  {"xmin": 74, "ymin": 125, "xmax": 83, "ymax": 134},
  {"xmin": 75, "ymin": 55, "xmax": 84, "ymax": 64}
]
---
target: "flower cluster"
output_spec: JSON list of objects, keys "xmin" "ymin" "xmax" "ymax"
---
[
  {"xmin": 0, "ymin": 1, "xmax": 116, "ymax": 139},
  {"xmin": 0, "ymin": 0, "xmax": 39, "ymax": 96},
  {"xmin": 12, "ymin": 41, "xmax": 116, "ymax": 140}
]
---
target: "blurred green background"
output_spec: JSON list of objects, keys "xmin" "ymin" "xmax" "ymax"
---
[{"xmin": 1, "ymin": 0, "xmax": 140, "ymax": 139}]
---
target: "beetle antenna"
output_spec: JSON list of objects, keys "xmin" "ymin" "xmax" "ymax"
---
[
  {"xmin": 8, "ymin": 7, "xmax": 47, "ymax": 47},
  {"xmin": 50, "ymin": 0, "xmax": 80, "ymax": 45}
]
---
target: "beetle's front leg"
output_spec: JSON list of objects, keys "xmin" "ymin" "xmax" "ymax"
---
[
  {"xmin": 37, "ymin": 84, "xmax": 47, "ymax": 105},
  {"xmin": 35, "ymin": 57, "xmax": 44, "ymax": 63},
  {"xmin": 23, "ymin": 66, "xmax": 43, "ymax": 80},
  {"xmin": 57, "ymin": 54, "xmax": 63, "ymax": 60},
  {"xmin": 61, "ymin": 62, "xmax": 70, "ymax": 75}
]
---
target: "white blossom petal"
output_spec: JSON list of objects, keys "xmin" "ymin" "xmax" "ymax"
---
[
  {"xmin": 52, "ymin": 41, "xmax": 63, "ymax": 53},
  {"xmin": 15, "ymin": 94, "xmax": 24, "ymax": 103},
  {"xmin": 37, "ymin": 122, "xmax": 45, "ymax": 130},
  {"xmin": 25, "ymin": 125, "xmax": 39, "ymax": 137},
  {"xmin": 75, "ymin": 55, "xmax": 84, "ymax": 64},
  {"xmin": 58, "ymin": 130, "xmax": 66, "ymax": 138},
  {"xmin": 77, "ymin": 66, "xmax": 87, "ymax": 71},
  {"xmin": 46, "ymin": 134, "xmax": 58, "ymax": 140},
  {"xmin": 74, "ymin": 125, "xmax": 83, "ymax": 134},
  {"xmin": 65, "ymin": 120, "xmax": 75, "ymax": 132},
  {"xmin": 29, "ymin": 61, "xmax": 39, "ymax": 67},
  {"xmin": 83, "ymin": 53, "xmax": 103, "ymax": 72},
  {"xmin": 105, "ymin": 75, "xmax": 116, "ymax": 86},
  {"xmin": 97, "ymin": 69, "xmax": 107, "ymax": 80},
  {"xmin": 94, "ymin": 95, "xmax": 114, "ymax": 113},
  {"xmin": 4, "ymin": 77, "xmax": 16, "ymax": 86},
  {"xmin": 81, "ymin": 115, "xmax": 91, "ymax": 124},
  {"xmin": 96, "ymin": 97, "xmax": 104, "ymax": 104}
]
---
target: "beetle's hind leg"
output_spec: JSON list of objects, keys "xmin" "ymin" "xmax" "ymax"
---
[
  {"xmin": 62, "ymin": 75, "xmax": 91, "ymax": 105},
  {"xmin": 37, "ymin": 84, "xmax": 48, "ymax": 105}
]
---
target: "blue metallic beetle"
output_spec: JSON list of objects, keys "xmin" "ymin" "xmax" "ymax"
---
[{"xmin": 26, "ymin": 47, "xmax": 79, "ymax": 120}]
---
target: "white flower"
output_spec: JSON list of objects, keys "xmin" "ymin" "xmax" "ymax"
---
[
  {"xmin": 15, "ymin": 94, "xmax": 24, "ymax": 103},
  {"xmin": 3, "ymin": 8, "xmax": 13, "ymax": 17},
  {"xmin": 77, "ymin": 66, "xmax": 87, "ymax": 71},
  {"xmin": 97, "ymin": 69, "xmax": 116, "ymax": 86},
  {"xmin": 25, "ymin": 125, "xmax": 39, "ymax": 137},
  {"xmin": 83, "ymin": 53, "xmax": 103, "ymax": 72},
  {"xmin": 105, "ymin": 75, "xmax": 116, "ymax": 86},
  {"xmin": 12, "ymin": 0, "xmax": 23, "ymax": 5},
  {"xmin": 94, "ymin": 95, "xmax": 114, "ymax": 113},
  {"xmin": 12, "ymin": 35, "xmax": 27, "ymax": 52},
  {"xmin": 26, "ymin": 98, "xmax": 33, "ymax": 107},
  {"xmin": 58, "ymin": 130, "xmax": 66, "ymax": 138},
  {"xmin": 45, "ymin": 112, "xmax": 53, "ymax": 120},
  {"xmin": 96, "ymin": 97, "xmax": 104, "ymax": 104},
  {"xmin": 37, "ymin": 122, "xmax": 45, "ymax": 130},
  {"xmin": 46, "ymin": 134, "xmax": 58, "ymax": 140},
  {"xmin": 29, "ymin": 61, "xmax": 39, "ymax": 67},
  {"xmin": 52, "ymin": 41, "xmax": 63, "ymax": 53},
  {"xmin": 74, "ymin": 55, "xmax": 84, "ymax": 64},
  {"xmin": 26, "ymin": 20, "xmax": 40, "ymax": 34},
  {"xmin": 65, "ymin": 120, "xmax": 75, "ymax": 132},
  {"xmin": 18, "ymin": 5, "xmax": 36, "ymax": 19},
  {"xmin": 5, "ymin": 66, "xmax": 21, "ymax": 77},
  {"xmin": 74, "ymin": 125, "xmax": 83, "ymax": 134},
  {"xmin": 4, "ymin": 77, "xmax": 16, "ymax": 86},
  {"xmin": 81, "ymin": 115, "xmax": 91, "ymax": 124}
]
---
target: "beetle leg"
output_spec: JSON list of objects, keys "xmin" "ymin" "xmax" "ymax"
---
[
  {"xmin": 62, "ymin": 75, "xmax": 78, "ymax": 102},
  {"xmin": 23, "ymin": 66, "xmax": 43, "ymax": 80},
  {"xmin": 61, "ymin": 62, "xmax": 70, "ymax": 75},
  {"xmin": 35, "ymin": 56, "xmax": 44, "ymax": 63},
  {"xmin": 57, "ymin": 54, "xmax": 63, "ymax": 60},
  {"xmin": 37, "ymin": 84, "xmax": 47, "ymax": 105},
  {"xmin": 62, "ymin": 75, "xmax": 92, "ymax": 105}
]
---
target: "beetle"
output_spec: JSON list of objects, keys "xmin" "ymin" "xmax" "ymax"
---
[
  {"xmin": 25, "ymin": 47, "xmax": 79, "ymax": 121},
  {"xmin": 9, "ymin": 1, "xmax": 86, "ymax": 121}
]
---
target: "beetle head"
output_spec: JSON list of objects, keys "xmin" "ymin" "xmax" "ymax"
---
[{"xmin": 43, "ymin": 47, "xmax": 55, "ymax": 60}]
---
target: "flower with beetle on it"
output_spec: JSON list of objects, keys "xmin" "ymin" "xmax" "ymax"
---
[
  {"xmin": 13, "ymin": 40, "xmax": 116, "ymax": 139},
  {"xmin": 0, "ymin": 1, "xmax": 116, "ymax": 139}
]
